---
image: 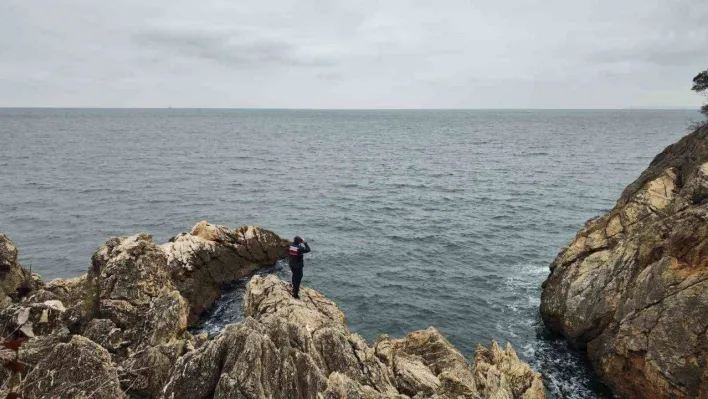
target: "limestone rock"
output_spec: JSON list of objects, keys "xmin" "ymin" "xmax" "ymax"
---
[
  {"xmin": 20, "ymin": 335, "xmax": 124, "ymax": 399},
  {"xmin": 374, "ymin": 336, "xmax": 441, "ymax": 397},
  {"xmin": 161, "ymin": 221, "xmax": 289, "ymax": 324},
  {"xmin": 163, "ymin": 275, "xmax": 543, "ymax": 399},
  {"xmin": 541, "ymin": 125, "xmax": 708, "ymax": 398},
  {"xmin": 321, "ymin": 372, "xmax": 408, "ymax": 399},
  {"xmin": 0, "ymin": 299, "xmax": 70, "ymax": 339},
  {"xmin": 473, "ymin": 341, "xmax": 545, "ymax": 399},
  {"xmin": 84, "ymin": 233, "xmax": 191, "ymax": 397},
  {"xmin": 0, "ymin": 222, "xmax": 543, "ymax": 399},
  {"xmin": 0, "ymin": 233, "xmax": 40, "ymax": 304}
]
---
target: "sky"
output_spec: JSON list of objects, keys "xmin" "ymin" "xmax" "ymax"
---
[{"xmin": 0, "ymin": 0, "xmax": 706, "ymax": 109}]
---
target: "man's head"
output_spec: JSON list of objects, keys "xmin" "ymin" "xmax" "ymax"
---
[{"xmin": 293, "ymin": 236, "xmax": 303, "ymax": 245}]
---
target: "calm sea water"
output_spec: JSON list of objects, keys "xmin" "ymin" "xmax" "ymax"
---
[{"xmin": 0, "ymin": 109, "xmax": 698, "ymax": 397}]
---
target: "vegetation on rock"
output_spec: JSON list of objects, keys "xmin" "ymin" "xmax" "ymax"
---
[{"xmin": 692, "ymin": 68, "xmax": 708, "ymax": 126}]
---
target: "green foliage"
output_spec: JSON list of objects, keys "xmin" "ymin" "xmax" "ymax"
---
[
  {"xmin": 693, "ymin": 69, "xmax": 708, "ymax": 93},
  {"xmin": 692, "ymin": 69, "xmax": 708, "ymax": 119}
]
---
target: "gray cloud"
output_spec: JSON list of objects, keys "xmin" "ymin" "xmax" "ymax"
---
[
  {"xmin": 0, "ymin": 0, "xmax": 706, "ymax": 108},
  {"xmin": 134, "ymin": 27, "xmax": 336, "ymax": 68}
]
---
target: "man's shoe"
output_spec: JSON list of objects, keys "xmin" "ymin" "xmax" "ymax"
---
[{"xmin": 293, "ymin": 294, "xmax": 300, "ymax": 299}]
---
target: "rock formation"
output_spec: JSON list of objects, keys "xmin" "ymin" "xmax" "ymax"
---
[
  {"xmin": 0, "ymin": 221, "xmax": 543, "ymax": 398},
  {"xmin": 0, "ymin": 233, "xmax": 40, "ymax": 305},
  {"xmin": 162, "ymin": 274, "xmax": 544, "ymax": 399},
  {"xmin": 162, "ymin": 221, "xmax": 288, "ymax": 324},
  {"xmin": 0, "ymin": 221, "xmax": 287, "ymax": 398},
  {"xmin": 541, "ymin": 125, "xmax": 708, "ymax": 398}
]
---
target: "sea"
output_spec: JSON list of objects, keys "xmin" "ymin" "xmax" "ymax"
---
[{"xmin": 0, "ymin": 108, "xmax": 699, "ymax": 398}]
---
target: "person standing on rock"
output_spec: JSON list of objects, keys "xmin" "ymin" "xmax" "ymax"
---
[{"xmin": 288, "ymin": 236, "xmax": 310, "ymax": 299}]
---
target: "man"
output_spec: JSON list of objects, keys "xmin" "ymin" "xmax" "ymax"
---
[{"xmin": 288, "ymin": 236, "xmax": 311, "ymax": 299}]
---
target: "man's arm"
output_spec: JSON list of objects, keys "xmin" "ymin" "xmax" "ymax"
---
[{"xmin": 300, "ymin": 242, "xmax": 311, "ymax": 254}]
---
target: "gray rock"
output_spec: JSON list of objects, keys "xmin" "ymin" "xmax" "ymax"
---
[
  {"xmin": 162, "ymin": 275, "xmax": 544, "ymax": 399},
  {"xmin": 21, "ymin": 335, "xmax": 124, "ymax": 399},
  {"xmin": 0, "ymin": 222, "xmax": 291, "ymax": 399},
  {"xmin": 161, "ymin": 221, "xmax": 289, "ymax": 324},
  {"xmin": 0, "ymin": 233, "xmax": 40, "ymax": 304},
  {"xmin": 0, "ymin": 222, "xmax": 543, "ymax": 399},
  {"xmin": 541, "ymin": 125, "xmax": 708, "ymax": 398}
]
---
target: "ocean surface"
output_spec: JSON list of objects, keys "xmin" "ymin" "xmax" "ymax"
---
[{"xmin": 0, "ymin": 108, "xmax": 699, "ymax": 397}]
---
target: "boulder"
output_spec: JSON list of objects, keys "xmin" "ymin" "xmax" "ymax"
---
[
  {"xmin": 473, "ymin": 341, "xmax": 545, "ymax": 399},
  {"xmin": 0, "ymin": 233, "xmax": 40, "ymax": 304},
  {"xmin": 21, "ymin": 335, "xmax": 124, "ymax": 399},
  {"xmin": 162, "ymin": 274, "xmax": 544, "ymax": 399},
  {"xmin": 0, "ymin": 299, "xmax": 69, "ymax": 339},
  {"xmin": 83, "ymin": 233, "xmax": 191, "ymax": 397},
  {"xmin": 161, "ymin": 221, "xmax": 289, "ymax": 324},
  {"xmin": 1, "ymin": 335, "xmax": 124, "ymax": 399},
  {"xmin": 541, "ymin": 125, "xmax": 708, "ymax": 398}
]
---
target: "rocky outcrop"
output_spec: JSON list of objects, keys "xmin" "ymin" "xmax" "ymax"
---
[
  {"xmin": 162, "ymin": 274, "xmax": 544, "ymax": 399},
  {"xmin": 541, "ymin": 125, "xmax": 708, "ymax": 398},
  {"xmin": 162, "ymin": 221, "xmax": 289, "ymax": 324},
  {"xmin": 0, "ymin": 221, "xmax": 543, "ymax": 399},
  {"xmin": 84, "ymin": 233, "xmax": 192, "ymax": 397},
  {"xmin": 0, "ymin": 233, "xmax": 40, "ymax": 304},
  {"xmin": 22, "ymin": 335, "xmax": 124, "ymax": 398},
  {"xmin": 0, "ymin": 221, "xmax": 287, "ymax": 399}
]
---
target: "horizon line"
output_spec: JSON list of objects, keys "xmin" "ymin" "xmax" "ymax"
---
[{"xmin": 0, "ymin": 106, "xmax": 698, "ymax": 111}]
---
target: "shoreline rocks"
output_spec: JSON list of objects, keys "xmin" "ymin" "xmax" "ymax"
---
[
  {"xmin": 0, "ymin": 221, "xmax": 544, "ymax": 398},
  {"xmin": 163, "ymin": 221, "xmax": 289, "ymax": 324},
  {"xmin": 0, "ymin": 233, "xmax": 41, "ymax": 305},
  {"xmin": 162, "ymin": 274, "xmax": 544, "ymax": 399},
  {"xmin": 0, "ymin": 221, "xmax": 288, "ymax": 398},
  {"xmin": 541, "ymin": 125, "xmax": 708, "ymax": 398}
]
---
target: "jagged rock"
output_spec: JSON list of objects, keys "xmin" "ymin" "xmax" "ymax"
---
[
  {"xmin": 377, "ymin": 328, "xmax": 543, "ymax": 399},
  {"xmin": 374, "ymin": 336, "xmax": 441, "ymax": 397},
  {"xmin": 473, "ymin": 342, "xmax": 545, "ymax": 399},
  {"xmin": 84, "ymin": 233, "xmax": 191, "ymax": 397},
  {"xmin": 321, "ymin": 372, "xmax": 408, "ymax": 399},
  {"xmin": 388, "ymin": 328, "xmax": 477, "ymax": 394},
  {"xmin": 0, "ymin": 299, "xmax": 70, "ymax": 339},
  {"xmin": 163, "ymin": 275, "xmax": 543, "ymax": 399},
  {"xmin": 20, "ymin": 335, "xmax": 125, "ymax": 399},
  {"xmin": 161, "ymin": 221, "xmax": 289, "ymax": 324},
  {"xmin": 0, "ymin": 222, "xmax": 543, "ymax": 399},
  {"xmin": 0, "ymin": 233, "xmax": 40, "ymax": 304},
  {"xmin": 83, "ymin": 318, "xmax": 123, "ymax": 351},
  {"xmin": 43, "ymin": 274, "xmax": 88, "ymax": 304},
  {"xmin": 0, "ymin": 222, "xmax": 292, "ymax": 399},
  {"xmin": 541, "ymin": 125, "xmax": 708, "ymax": 398}
]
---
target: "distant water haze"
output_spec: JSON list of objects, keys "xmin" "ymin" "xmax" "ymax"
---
[{"xmin": 0, "ymin": 108, "xmax": 697, "ymax": 397}]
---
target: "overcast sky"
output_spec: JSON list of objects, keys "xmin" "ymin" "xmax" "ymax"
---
[{"xmin": 0, "ymin": 0, "xmax": 706, "ymax": 108}]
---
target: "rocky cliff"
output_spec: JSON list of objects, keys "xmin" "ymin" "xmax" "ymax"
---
[
  {"xmin": 0, "ymin": 221, "xmax": 544, "ymax": 399},
  {"xmin": 162, "ymin": 274, "xmax": 544, "ymax": 399},
  {"xmin": 541, "ymin": 125, "xmax": 708, "ymax": 398}
]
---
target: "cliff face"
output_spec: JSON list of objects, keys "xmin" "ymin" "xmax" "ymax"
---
[
  {"xmin": 0, "ymin": 222, "xmax": 544, "ymax": 399},
  {"xmin": 541, "ymin": 126, "xmax": 708, "ymax": 398}
]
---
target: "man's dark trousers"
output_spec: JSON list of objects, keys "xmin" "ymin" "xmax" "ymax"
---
[{"xmin": 291, "ymin": 266, "xmax": 303, "ymax": 298}]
